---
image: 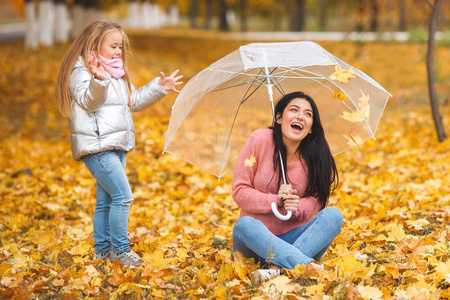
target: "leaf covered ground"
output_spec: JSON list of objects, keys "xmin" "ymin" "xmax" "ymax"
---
[{"xmin": 1, "ymin": 30, "xmax": 450, "ymax": 299}]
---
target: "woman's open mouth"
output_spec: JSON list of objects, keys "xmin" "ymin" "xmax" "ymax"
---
[{"xmin": 291, "ymin": 122, "xmax": 304, "ymax": 132}]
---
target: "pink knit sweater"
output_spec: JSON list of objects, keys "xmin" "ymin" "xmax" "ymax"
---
[{"xmin": 232, "ymin": 129, "xmax": 322, "ymax": 235}]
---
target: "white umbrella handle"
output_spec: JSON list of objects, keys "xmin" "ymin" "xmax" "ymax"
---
[{"xmin": 271, "ymin": 202, "xmax": 292, "ymax": 221}]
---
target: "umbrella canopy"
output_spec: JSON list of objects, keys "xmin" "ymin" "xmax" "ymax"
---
[{"xmin": 163, "ymin": 41, "xmax": 391, "ymax": 180}]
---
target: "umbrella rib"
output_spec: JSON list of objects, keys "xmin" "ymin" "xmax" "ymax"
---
[
  {"xmin": 217, "ymin": 69, "xmax": 270, "ymax": 178},
  {"xmin": 218, "ymin": 66, "xmax": 279, "ymax": 177}
]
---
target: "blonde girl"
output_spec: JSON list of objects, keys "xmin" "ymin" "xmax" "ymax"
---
[{"xmin": 57, "ymin": 20, "xmax": 183, "ymax": 267}]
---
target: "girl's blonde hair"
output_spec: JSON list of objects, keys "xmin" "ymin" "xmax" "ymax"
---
[{"xmin": 57, "ymin": 20, "xmax": 132, "ymax": 118}]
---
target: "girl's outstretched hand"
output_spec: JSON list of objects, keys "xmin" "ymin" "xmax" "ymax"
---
[
  {"xmin": 159, "ymin": 69, "xmax": 184, "ymax": 93},
  {"xmin": 89, "ymin": 53, "xmax": 106, "ymax": 81}
]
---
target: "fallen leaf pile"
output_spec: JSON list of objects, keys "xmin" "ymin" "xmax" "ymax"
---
[{"xmin": 1, "ymin": 29, "xmax": 450, "ymax": 299}]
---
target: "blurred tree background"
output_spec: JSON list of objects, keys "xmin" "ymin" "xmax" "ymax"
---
[{"xmin": 2, "ymin": 0, "xmax": 450, "ymax": 38}]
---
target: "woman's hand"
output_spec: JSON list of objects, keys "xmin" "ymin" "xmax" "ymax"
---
[
  {"xmin": 281, "ymin": 194, "xmax": 299, "ymax": 213},
  {"xmin": 159, "ymin": 69, "xmax": 184, "ymax": 93},
  {"xmin": 277, "ymin": 184, "xmax": 295, "ymax": 205},
  {"xmin": 89, "ymin": 54, "xmax": 106, "ymax": 80},
  {"xmin": 277, "ymin": 184, "xmax": 299, "ymax": 212}
]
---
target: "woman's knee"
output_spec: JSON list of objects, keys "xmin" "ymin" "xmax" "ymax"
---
[
  {"xmin": 234, "ymin": 216, "xmax": 257, "ymax": 231},
  {"xmin": 323, "ymin": 206, "xmax": 343, "ymax": 231}
]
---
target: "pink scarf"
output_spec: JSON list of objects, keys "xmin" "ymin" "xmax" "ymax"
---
[{"xmin": 91, "ymin": 51, "xmax": 125, "ymax": 79}]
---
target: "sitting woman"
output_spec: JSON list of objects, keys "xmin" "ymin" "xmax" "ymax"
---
[{"xmin": 232, "ymin": 91, "xmax": 343, "ymax": 283}]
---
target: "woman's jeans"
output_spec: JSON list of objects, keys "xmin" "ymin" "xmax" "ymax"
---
[
  {"xmin": 82, "ymin": 150, "xmax": 133, "ymax": 254},
  {"xmin": 232, "ymin": 207, "xmax": 343, "ymax": 269}
]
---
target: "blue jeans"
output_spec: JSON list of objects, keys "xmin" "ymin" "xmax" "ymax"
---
[
  {"xmin": 232, "ymin": 207, "xmax": 343, "ymax": 269},
  {"xmin": 82, "ymin": 150, "xmax": 133, "ymax": 254}
]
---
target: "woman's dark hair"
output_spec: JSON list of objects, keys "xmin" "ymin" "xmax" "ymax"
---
[{"xmin": 271, "ymin": 91, "xmax": 338, "ymax": 209}]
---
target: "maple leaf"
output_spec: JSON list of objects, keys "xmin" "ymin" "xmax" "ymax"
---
[
  {"xmin": 244, "ymin": 154, "xmax": 256, "ymax": 167},
  {"xmin": 328, "ymin": 65, "xmax": 357, "ymax": 83},
  {"xmin": 331, "ymin": 90, "xmax": 347, "ymax": 101},
  {"xmin": 343, "ymin": 133, "xmax": 363, "ymax": 148},
  {"xmin": 261, "ymin": 276, "xmax": 296, "ymax": 297},
  {"xmin": 357, "ymin": 285, "xmax": 383, "ymax": 300},
  {"xmin": 341, "ymin": 90, "xmax": 371, "ymax": 123}
]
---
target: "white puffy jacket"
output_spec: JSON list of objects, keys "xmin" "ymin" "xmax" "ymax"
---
[{"xmin": 69, "ymin": 57, "xmax": 168, "ymax": 161}]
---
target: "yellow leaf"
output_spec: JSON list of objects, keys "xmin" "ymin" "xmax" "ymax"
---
[
  {"xmin": 328, "ymin": 65, "xmax": 357, "ymax": 83},
  {"xmin": 341, "ymin": 90, "xmax": 371, "ymax": 123},
  {"xmin": 13, "ymin": 253, "xmax": 31, "ymax": 268},
  {"xmin": 148, "ymin": 249, "xmax": 170, "ymax": 270},
  {"xmin": 405, "ymin": 219, "xmax": 430, "ymax": 230},
  {"xmin": 67, "ymin": 242, "xmax": 92, "ymax": 256},
  {"xmin": 357, "ymin": 285, "xmax": 383, "ymax": 300},
  {"xmin": 52, "ymin": 278, "xmax": 65, "ymax": 287},
  {"xmin": 306, "ymin": 283, "xmax": 325, "ymax": 296},
  {"xmin": 331, "ymin": 90, "xmax": 347, "ymax": 101},
  {"xmin": 386, "ymin": 224, "xmax": 407, "ymax": 242},
  {"xmin": 343, "ymin": 133, "xmax": 363, "ymax": 148},
  {"xmin": 358, "ymin": 91, "xmax": 371, "ymax": 120},
  {"xmin": 341, "ymin": 110, "xmax": 366, "ymax": 123},
  {"xmin": 217, "ymin": 262, "xmax": 233, "ymax": 283},
  {"xmin": 91, "ymin": 277, "xmax": 102, "ymax": 287},
  {"xmin": 176, "ymin": 248, "xmax": 189, "ymax": 260},
  {"xmin": 233, "ymin": 262, "xmax": 250, "ymax": 282},
  {"xmin": 197, "ymin": 268, "xmax": 209, "ymax": 286},
  {"xmin": 330, "ymin": 254, "xmax": 363, "ymax": 276},
  {"xmin": 244, "ymin": 154, "xmax": 256, "ymax": 167},
  {"xmin": 261, "ymin": 275, "xmax": 295, "ymax": 297}
]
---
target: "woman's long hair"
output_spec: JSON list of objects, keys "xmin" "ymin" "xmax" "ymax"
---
[
  {"xmin": 271, "ymin": 91, "xmax": 338, "ymax": 209},
  {"xmin": 57, "ymin": 20, "xmax": 132, "ymax": 118}
]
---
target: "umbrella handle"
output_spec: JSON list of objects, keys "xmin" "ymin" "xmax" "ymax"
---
[{"xmin": 271, "ymin": 202, "xmax": 292, "ymax": 221}]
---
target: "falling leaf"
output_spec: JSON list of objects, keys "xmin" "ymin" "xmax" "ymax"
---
[
  {"xmin": 244, "ymin": 154, "xmax": 256, "ymax": 167},
  {"xmin": 331, "ymin": 90, "xmax": 347, "ymax": 101},
  {"xmin": 344, "ymin": 133, "xmax": 363, "ymax": 148},
  {"xmin": 328, "ymin": 65, "xmax": 357, "ymax": 83}
]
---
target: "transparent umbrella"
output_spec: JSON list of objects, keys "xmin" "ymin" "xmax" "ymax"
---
[{"xmin": 163, "ymin": 41, "xmax": 391, "ymax": 220}]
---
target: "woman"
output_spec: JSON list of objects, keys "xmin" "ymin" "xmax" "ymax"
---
[{"xmin": 232, "ymin": 91, "xmax": 343, "ymax": 283}]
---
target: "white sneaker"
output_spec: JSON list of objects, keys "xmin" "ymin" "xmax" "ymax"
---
[
  {"xmin": 252, "ymin": 268, "xmax": 281, "ymax": 284},
  {"xmin": 110, "ymin": 249, "xmax": 143, "ymax": 267},
  {"xmin": 95, "ymin": 250, "xmax": 111, "ymax": 261}
]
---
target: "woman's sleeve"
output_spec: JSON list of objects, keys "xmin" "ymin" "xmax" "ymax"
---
[
  {"xmin": 232, "ymin": 133, "xmax": 277, "ymax": 215},
  {"xmin": 69, "ymin": 66, "xmax": 110, "ymax": 112},
  {"xmin": 293, "ymin": 196, "xmax": 322, "ymax": 222},
  {"xmin": 129, "ymin": 77, "xmax": 168, "ymax": 112}
]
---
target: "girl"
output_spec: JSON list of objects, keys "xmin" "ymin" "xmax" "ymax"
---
[
  {"xmin": 57, "ymin": 20, "xmax": 183, "ymax": 267},
  {"xmin": 232, "ymin": 91, "xmax": 343, "ymax": 283}
]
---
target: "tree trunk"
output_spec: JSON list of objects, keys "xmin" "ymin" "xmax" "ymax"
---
[
  {"xmin": 219, "ymin": 0, "xmax": 229, "ymax": 31},
  {"xmin": 204, "ymin": 0, "xmax": 213, "ymax": 29},
  {"xmin": 128, "ymin": 0, "xmax": 141, "ymax": 28},
  {"xmin": 290, "ymin": 0, "xmax": 305, "ymax": 31},
  {"xmin": 25, "ymin": 0, "xmax": 38, "ymax": 49},
  {"xmin": 168, "ymin": 4, "xmax": 180, "ymax": 26},
  {"xmin": 39, "ymin": 0, "xmax": 55, "ymax": 47},
  {"xmin": 355, "ymin": 0, "xmax": 365, "ymax": 32},
  {"xmin": 190, "ymin": 0, "xmax": 199, "ymax": 28},
  {"xmin": 427, "ymin": 0, "xmax": 446, "ymax": 142},
  {"xmin": 54, "ymin": 0, "xmax": 69, "ymax": 43},
  {"xmin": 398, "ymin": 0, "xmax": 407, "ymax": 31},
  {"xmin": 240, "ymin": 0, "xmax": 248, "ymax": 32},
  {"xmin": 85, "ymin": 0, "xmax": 100, "ymax": 24},
  {"xmin": 369, "ymin": 0, "xmax": 379, "ymax": 31},
  {"xmin": 318, "ymin": 0, "xmax": 328, "ymax": 31}
]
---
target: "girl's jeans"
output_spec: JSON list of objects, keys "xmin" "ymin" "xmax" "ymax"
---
[
  {"xmin": 232, "ymin": 206, "xmax": 343, "ymax": 269},
  {"xmin": 82, "ymin": 150, "xmax": 132, "ymax": 254}
]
